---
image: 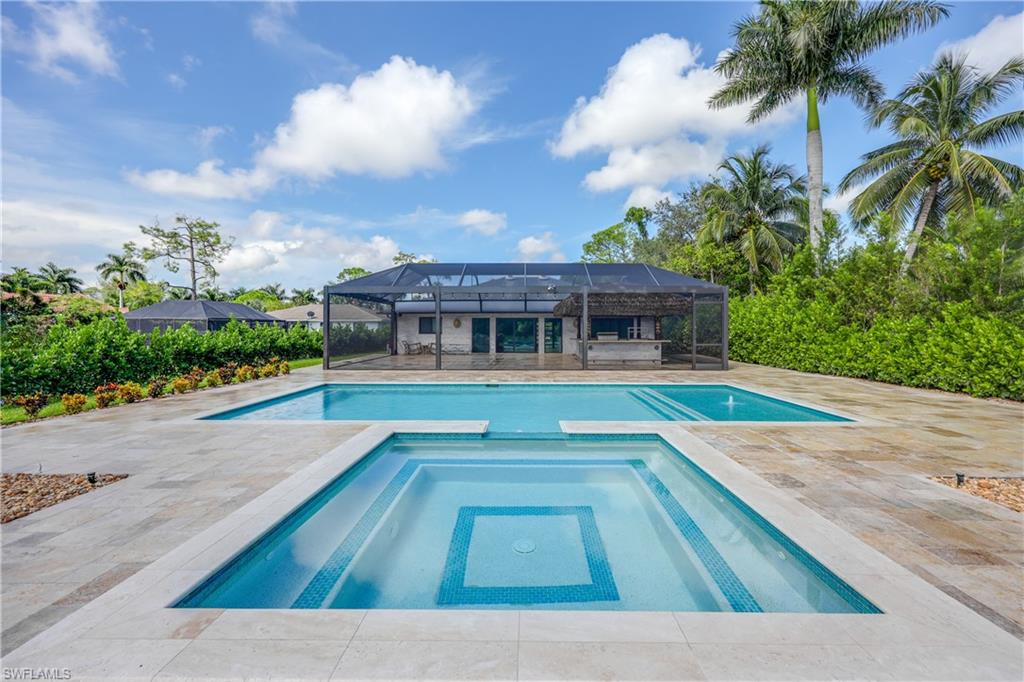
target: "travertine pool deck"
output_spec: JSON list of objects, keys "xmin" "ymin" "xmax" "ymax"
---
[{"xmin": 1, "ymin": 364, "xmax": 1021, "ymax": 680}]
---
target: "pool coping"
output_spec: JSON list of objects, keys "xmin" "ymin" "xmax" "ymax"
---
[
  {"xmin": 4, "ymin": 422, "xmax": 1018, "ymax": 679},
  {"xmin": 182, "ymin": 380, "xmax": 880, "ymax": 427}
]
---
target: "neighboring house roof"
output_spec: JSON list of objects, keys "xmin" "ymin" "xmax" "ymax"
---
[
  {"xmin": 123, "ymin": 300, "xmax": 278, "ymax": 321},
  {"xmin": 268, "ymin": 303, "xmax": 384, "ymax": 323}
]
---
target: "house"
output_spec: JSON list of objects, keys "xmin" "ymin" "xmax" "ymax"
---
[
  {"xmin": 124, "ymin": 300, "xmax": 284, "ymax": 333},
  {"xmin": 322, "ymin": 262, "xmax": 728, "ymax": 370},
  {"xmin": 268, "ymin": 303, "xmax": 385, "ymax": 331}
]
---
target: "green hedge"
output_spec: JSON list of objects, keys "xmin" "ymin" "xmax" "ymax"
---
[
  {"xmin": 2, "ymin": 318, "xmax": 322, "ymax": 397},
  {"xmin": 729, "ymin": 294, "xmax": 1024, "ymax": 400}
]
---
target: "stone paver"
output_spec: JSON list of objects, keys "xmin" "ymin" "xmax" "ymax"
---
[{"xmin": 0, "ymin": 363, "xmax": 1021, "ymax": 680}]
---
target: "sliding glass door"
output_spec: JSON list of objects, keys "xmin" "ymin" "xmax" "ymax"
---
[{"xmin": 496, "ymin": 318, "xmax": 537, "ymax": 353}]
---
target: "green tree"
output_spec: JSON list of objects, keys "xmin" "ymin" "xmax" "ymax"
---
[
  {"xmin": 290, "ymin": 288, "xmax": 319, "ymax": 305},
  {"xmin": 96, "ymin": 245, "xmax": 147, "ymax": 310},
  {"xmin": 710, "ymin": 0, "xmax": 947, "ymax": 260},
  {"xmin": 200, "ymin": 286, "xmax": 228, "ymax": 301},
  {"xmin": 139, "ymin": 215, "xmax": 233, "ymax": 300},
  {"xmin": 36, "ymin": 262, "xmax": 83, "ymax": 294},
  {"xmin": 338, "ymin": 267, "xmax": 372, "ymax": 282},
  {"xmin": 839, "ymin": 54, "xmax": 1024, "ymax": 273},
  {"xmin": 123, "ymin": 281, "xmax": 167, "ymax": 310},
  {"xmin": 260, "ymin": 282, "xmax": 286, "ymax": 300},
  {"xmin": 581, "ymin": 222, "xmax": 638, "ymax": 263},
  {"xmin": 233, "ymin": 289, "xmax": 285, "ymax": 312},
  {"xmin": 1, "ymin": 267, "xmax": 43, "ymax": 293},
  {"xmin": 698, "ymin": 145, "xmax": 807, "ymax": 292},
  {"xmin": 392, "ymin": 252, "xmax": 436, "ymax": 265}
]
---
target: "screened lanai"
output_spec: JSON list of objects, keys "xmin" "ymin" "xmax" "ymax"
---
[{"xmin": 322, "ymin": 262, "xmax": 728, "ymax": 370}]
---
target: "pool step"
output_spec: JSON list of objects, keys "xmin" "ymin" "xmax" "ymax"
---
[{"xmin": 630, "ymin": 389, "xmax": 700, "ymax": 422}]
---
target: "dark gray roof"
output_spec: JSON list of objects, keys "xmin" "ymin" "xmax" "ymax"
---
[
  {"xmin": 326, "ymin": 262, "xmax": 725, "ymax": 303},
  {"xmin": 123, "ymin": 300, "xmax": 279, "ymax": 321}
]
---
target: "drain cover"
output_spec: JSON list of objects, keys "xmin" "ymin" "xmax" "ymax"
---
[{"xmin": 512, "ymin": 539, "xmax": 536, "ymax": 554}]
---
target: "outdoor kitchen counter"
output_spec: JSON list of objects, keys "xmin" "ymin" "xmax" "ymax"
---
[{"xmin": 571, "ymin": 338, "xmax": 663, "ymax": 365}]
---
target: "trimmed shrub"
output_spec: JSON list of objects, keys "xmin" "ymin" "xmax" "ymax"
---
[
  {"xmin": 184, "ymin": 366, "xmax": 205, "ymax": 391},
  {"xmin": 171, "ymin": 377, "xmax": 192, "ymax": 394},
  {"xmin": 12, "ymin": 392, "xmax": 49, "ymax": 418},
  {"xmin": 204, "ymin": 370, "xmax": 223, "ymax": 387},
  {"xmin": 94, "ymin": 383, "xmax": 119, "ymax": 408},
  {"xmin": 279, "ymin": 360, "xmax": 291, "ymax": 375},
  {"xmin": 118, "ymin": 382, "xmax": 144, "ymax": 403},
  {"xmin": 61, "ymin": 393, "xmax": 88, "ymax": 414},
  {"xmin": 729, "ymin": 295, "xmax": 1024, "ymax": 400},
  {"xmin": 147, "ymin": 377, "xmax": 168, "ymax": 399},
  {"xmin": 234, "ymin": 364, "xmax": 257, "ymax": 383},
  {"xmin": 5, "ymin": 317, "xmax": 322, "ymax": 397}
]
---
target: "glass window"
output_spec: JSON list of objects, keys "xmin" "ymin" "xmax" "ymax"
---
[
  {"xmin": 418, "ymin": 317, "xmax": 436, "ymax": 334},
  {"xmin": 591, "ymin": 317, "xmax": 633, "ymax": 340}
]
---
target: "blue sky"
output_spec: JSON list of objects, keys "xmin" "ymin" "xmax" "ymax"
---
[{"xmin": 2, "ymin": 1, "xmax": 1022, "ymax": 291}]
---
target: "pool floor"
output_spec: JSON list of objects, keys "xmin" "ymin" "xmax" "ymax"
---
[
  {"xmin": 177, "ymin": 436, "xmax": 877, "ymax": 614},
  {"xmin": 206, "ymin": 383, "xmax": 851, "ymax": 430}
]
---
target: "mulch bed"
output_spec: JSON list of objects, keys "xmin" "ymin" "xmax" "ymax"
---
[
  {"xmin": 931, "ymin": 476, "xmax": 1024, "ymax": 513},
  {"xmin": 1, "ymin": 473, "xmax": 129, "ymax": 523}
]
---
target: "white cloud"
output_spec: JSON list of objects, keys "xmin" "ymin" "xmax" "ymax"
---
[
  {"xmin": 551, "ymin": 33, "xmax": 795, "ymax": 203},
  {"xmin": 625, "ymin": 186, "xmax": 672, "ymax": 209},
  {"xmin": 194, "ymin": 125, "xmax": 230, "ymax": 154},
  {"xmin": 167, "ymin": 73, "xmax": 187, "ymax": 91},
  {"xmin": 1, "ymin": 2, "xmax": 119, "ymax": 82},
  {"xmin": 935, "ymin": 13, "xmax": 1024, "ymax": 73},
  {"xmin": 824, "ymin": 183, "xmax": 867, "ymax": 217},
  {"xmin": 182, "ymin": 54, "xmax": 201, "ymax": 71},
  {"xmin": 517, "ymin": 232, "xmax": 566, "ymax": 262},
  {"xmin": 248, "ymin": 210, "xmax": 284, "ymax": 238},
  {"xmin": 583, "ymin": 138, "xmax": 724, "ymax": 193},
  {"xmin": 130, "ymin": 55, "xmax": 479, "ymax": 199},
  {"xmin": 127, "ymin": 160, "xmax": 276, "ymax": 200},
  {"xmin": 249, "ymin": 1, "xmax": 353, "ymax": 78},
  {"xmin": 457, "ymin": 209, "xmax": 507, "ymax": 236}
]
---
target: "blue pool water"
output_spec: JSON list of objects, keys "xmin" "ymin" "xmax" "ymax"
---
[
  {"xmin": 177, "ymin": 435, "xmax": 878, "ymax": 613},
  {"xmin": 207, "ymin": 383, "xmax": 849, "ymax": 431}
]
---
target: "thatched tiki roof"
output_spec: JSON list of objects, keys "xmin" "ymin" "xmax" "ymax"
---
[{"xmin": 553, "ymin": 292, "xmax": 693, "ymax": 317}]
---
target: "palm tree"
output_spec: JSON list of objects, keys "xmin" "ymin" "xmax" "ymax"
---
[
  {"xmin": 200, "ymin": 286, "xmax": 228, "ymax": 301},
  {"xmin": 290, "ymin": 288, "xmax": 319, "ymax": 305},
  {"xmin": 840, "ymin": 54, "xmax": 1024, "ymax": 272},
  {"xmin": 698, "ymin": 145, "xmax": 807, "ymax": 292},
  {"xmin": 36, "ymin": 262, "xmax": 84, "ymax": 294},
  {"xmin": 260, "ymin": 282, "xmax": 286, "ymax": 300},
  {"xmin": 96, "ymin": 247, "xmax": 146, "ymax": 309},
  {"xmin": 710, "ymin": 0, "xmax": 947, "ymax": 262},
  {"xmin": 1, "ymin": 267, "xmax": 42, "ymax": 293}
]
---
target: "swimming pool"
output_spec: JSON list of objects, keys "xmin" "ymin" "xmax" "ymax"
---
[
  {"xmin": 206, "ymin": 383, "xmax": 850, "ymax": 430},
  {"xmin": 177, "ymin": 435, "xmax": 877, "ymax": 613}
]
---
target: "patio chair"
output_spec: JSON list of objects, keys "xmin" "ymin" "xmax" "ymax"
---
[{"xmin": 401, "ymin": 340, "xmax": 423, "ymax": 355}]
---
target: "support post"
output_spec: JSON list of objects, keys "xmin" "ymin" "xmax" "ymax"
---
[
  {"xmin": 721, "ymin": 289, "xmax": 729, "ymax": 370},
  {"xmin": 322, "ymin": 288, "xmax": 330, "ymax": 369},
  {"xmin": 434, "ymin": 285, "xmax": 442, "ymax": 370},
  {"xmin": 390, "ymin": 304, "xmax": 398, "ymax": 355},
  {"xmin": 690, "ymin": 293, "xmax": 697, "ymax": 370},
  {"xmin": 581, "ymin": 286, "xmax": 589, "ymax": 370}
]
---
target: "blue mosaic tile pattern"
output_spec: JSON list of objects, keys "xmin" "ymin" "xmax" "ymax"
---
[
  {"xmin": 291, "ymin": 459, "xmax": 420, "ymax": 608},
  {"xmin": 288, "ymin": 455, "xmax": 760, "ymax": 611},
  {"xmin": 437, "ymin": 506, "xmax": 619, "ymax": 606}
]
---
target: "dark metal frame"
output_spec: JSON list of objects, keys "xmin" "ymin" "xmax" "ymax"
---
[{"xmin": 324, "ymin": 263, "xmax": 728, "ymax": 371}]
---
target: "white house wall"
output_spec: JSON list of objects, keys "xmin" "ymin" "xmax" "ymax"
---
[{"xmin": 396, "ymin": 314, "xmax": 581, "ymax": 354}]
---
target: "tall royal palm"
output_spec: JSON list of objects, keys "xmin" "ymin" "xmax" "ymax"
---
[
  {"xmin": 36, "ymin": 262, "xmax": 84, "ymax": 294},
  {"xmin": 97, "ymin": 248, "xmax": 146, "ymax": 309},
  {"xmin": 710, "ymin": 0, "xmax": 947, "ymax": 261},
  {"xmin": 699, "ymin": 145, "xmax": 807, "ymax": 292},
  {"xmin": 840, "ymin": 54, "xmax": 1024, "ymax": 271}
]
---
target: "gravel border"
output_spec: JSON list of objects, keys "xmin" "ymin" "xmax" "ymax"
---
[
  {"xmin": 1, "ymin": 473, "xmax": 129, "ymax": 523},
  {"xmin": 931, "ymin": 476, "xmax": 1023, "ymax": 513}
]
